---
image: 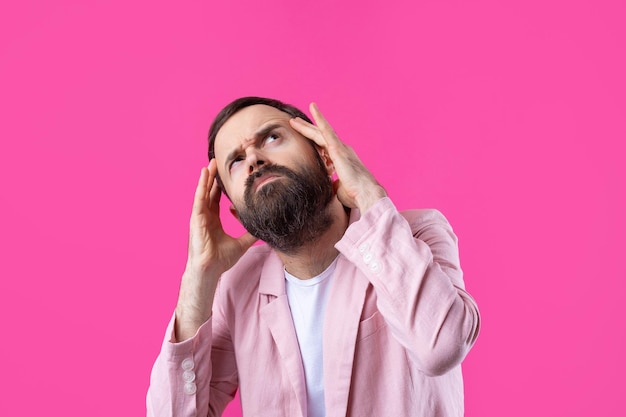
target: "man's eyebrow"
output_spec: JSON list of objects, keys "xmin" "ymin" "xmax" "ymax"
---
[{"xmin": 223, "ymin": 123, "xmax": 284, "ymax": 171}]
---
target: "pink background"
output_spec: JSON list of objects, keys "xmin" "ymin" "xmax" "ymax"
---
[{"xmin": 1, "ymin": 1, "xmax": 624, "ymax": 415}]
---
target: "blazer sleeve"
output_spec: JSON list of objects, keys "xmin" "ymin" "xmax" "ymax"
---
[
  {"xmin": 335, "ymin": 197, "xmax": 481, "ymax": 376},
  {"xmin": 146, "ymin": 281, "xmax": 238, "ymax": 417}
]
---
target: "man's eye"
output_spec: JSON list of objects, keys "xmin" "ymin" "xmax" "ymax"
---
[
  {"xmin": 230, "ymin": 156, "xmax": 244, "ymax": 169},
  {"xmin": 264, "ymin": 134, "xmax": 279, "ymax": 144}
]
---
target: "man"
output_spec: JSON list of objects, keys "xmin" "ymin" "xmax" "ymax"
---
[{"xmin": 147, "ymin": 97, "xmax": 480, "ymax": 417}]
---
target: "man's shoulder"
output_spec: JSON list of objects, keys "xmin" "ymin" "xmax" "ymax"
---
[
  {"xmin": 398, "ymin": 208, "xmax": 457, "ymax": 245},
  {"xmin": 399, "ymin": 208, "xmax": 450, "ymax": 227}
]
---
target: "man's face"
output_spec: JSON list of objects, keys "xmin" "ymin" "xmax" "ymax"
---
[{"xmin": 213, "ymin": 104, "xmax": 335, "ymax": 252}]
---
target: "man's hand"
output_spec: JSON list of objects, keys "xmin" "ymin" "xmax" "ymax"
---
[
  {"xmin": 175, "ymin": 159, "xmax": 257, "ymax": 341},
  {"xmin": 290, "ymin": 103, "xmax": 387, "ymax": 213},
  {"xmin": 187, "ymin": 159, "xmax": 257, "ymax": 274}
]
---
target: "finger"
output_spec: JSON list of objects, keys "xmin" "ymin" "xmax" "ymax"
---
[
  {"xmin": 208, "ymin": 175, "xmax": 221, "ymax": 209},
  {"xmin": 289, "ymin": 117, "xmax": 327, "ymax": 147},
  {"xmin": 207, "ymin": 159, "xmax": 222, "ymax": 209},
  {"xmin": 208, "ymin": 157, "xmax": 218, "ymax": 177},
  {"xmin": 192, "ymin": 166, "xmax": 209, "ymax": 213},
  {"xmin": 309, "ymin": 103, "xmax": 339, "ymax": 141}
]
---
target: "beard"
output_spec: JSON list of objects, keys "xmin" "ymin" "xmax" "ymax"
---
[{"xmin": 236, "ymin": 155, "xmax": 334, "ymax": 254}]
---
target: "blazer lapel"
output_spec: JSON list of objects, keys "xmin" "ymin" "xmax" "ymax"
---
[
  {"xmin": 322, "ymin": 254, "xmax": 369, "ymax": 417},
  {"xmin": 258, "ymin": 252, "xmax": 307, "ymax": 417}
]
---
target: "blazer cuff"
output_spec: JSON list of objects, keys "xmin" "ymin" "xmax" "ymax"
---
[{"xmin": 162, "ymin": 313, "xmax": 213, "ymax": 362}]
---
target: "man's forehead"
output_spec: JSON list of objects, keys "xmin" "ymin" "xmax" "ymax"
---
[{"xmin": 215, "ymin": 104, "xmax": 292, "ymax": 150}]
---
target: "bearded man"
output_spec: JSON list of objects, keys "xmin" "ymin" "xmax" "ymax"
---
[{"xmin": 147, "ymin": 97, "xmax": 480, "ymax": 417}]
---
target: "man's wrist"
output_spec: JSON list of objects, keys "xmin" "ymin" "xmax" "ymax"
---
[
  {"xmin": 356, "ymin": 186, "xmax": 387, "ymax": 214},
  {"xmin": 174, "ymin": 304, "xmax": 211, "ymax": 341},
  {"xmin": 174, "ymin": 267, "xmax": 220, "ymax": 341}
]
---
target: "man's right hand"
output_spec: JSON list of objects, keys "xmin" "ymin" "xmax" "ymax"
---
[{"xmin": 174, "ymin": 159, "xmax": 257, "ymax": 342}]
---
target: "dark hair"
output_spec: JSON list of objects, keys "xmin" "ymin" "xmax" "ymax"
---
[{"xmin": 208, "ymin": 96, "xmax": 313, "ymax": 160}]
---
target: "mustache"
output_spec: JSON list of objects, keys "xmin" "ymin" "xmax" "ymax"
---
[{"xmin": 244, "ymin": 164, "xmax": 295, "ymax": 190}]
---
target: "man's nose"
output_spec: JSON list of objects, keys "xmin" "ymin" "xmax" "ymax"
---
[{"xmin": 246, "ymin": 149, "xmax": 266, "ymax": 174}]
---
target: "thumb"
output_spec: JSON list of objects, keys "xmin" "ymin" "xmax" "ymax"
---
[
  {"xmin": 333, "ymin": 179, "xmax": 357, "ymax": 209},
  {"xmin": 332, "ymin": 178, "xmax": 342, "ymax": 195}
]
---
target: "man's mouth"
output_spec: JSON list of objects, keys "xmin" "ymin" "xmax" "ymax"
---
[{"xmin": 253, "ymin": 173, "xmax": 282, "ymax": 192}]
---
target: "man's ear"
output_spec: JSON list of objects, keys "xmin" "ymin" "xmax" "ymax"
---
[
  {"xmin": 318, "ymin": 147, "xmax": 335, "ymax": 175},
  {"xmin": 229, "ymin": 205, "xmax": 240, "ymax": 222}
]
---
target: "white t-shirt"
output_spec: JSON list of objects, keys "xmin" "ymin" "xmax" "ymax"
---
[{"xmin": 284, "ymin": 257, "xmax": 338, "ymax": 417}]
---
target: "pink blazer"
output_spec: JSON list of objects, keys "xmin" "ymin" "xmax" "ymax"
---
[{"xmin": 147, "ymin": 198, "xmax": 480, "ymax": 417}]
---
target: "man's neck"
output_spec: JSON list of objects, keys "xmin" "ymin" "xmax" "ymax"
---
[{"xmin": 276, "ymin": 198, "xmax": 349, "ymax": 279}]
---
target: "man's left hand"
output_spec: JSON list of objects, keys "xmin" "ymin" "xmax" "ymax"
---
[{"xmin": 290, "ymin": 103, "xmax": 387, "ymax": 213}]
